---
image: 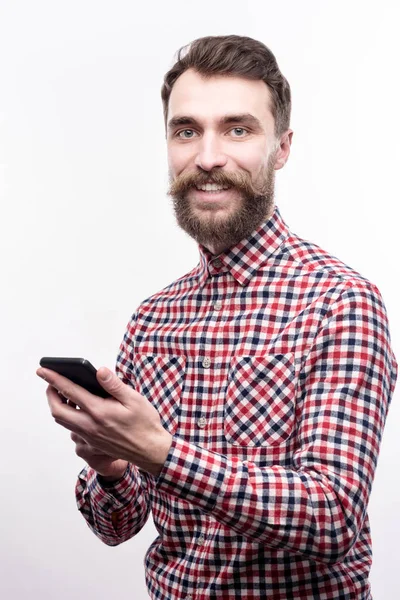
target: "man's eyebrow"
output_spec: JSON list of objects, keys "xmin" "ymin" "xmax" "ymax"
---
[
  {"xmin": 220, "ymin": 114, "xmax": 263, "ymax": 129},
  {"xmin": 167, "ymin": 113, "xmax": 263, "ymax": 131}
]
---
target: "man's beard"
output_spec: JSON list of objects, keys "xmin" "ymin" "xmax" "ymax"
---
[{"xmin": 167, "ymin": 154, "xmax": 276, "ymax": 253}]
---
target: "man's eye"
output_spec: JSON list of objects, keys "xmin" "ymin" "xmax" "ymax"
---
[
  {"xmin": 230, "ymin": 127, "xmax": 248, "ymax": 137},
  {"xmin": 177, "ymin": 129, "xmax": 197, "ymax": 139}
]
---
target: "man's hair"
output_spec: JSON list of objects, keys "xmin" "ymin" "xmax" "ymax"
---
[{"xmin": 161, "ymin": 34, "xmax": 291, "ymax": 137}]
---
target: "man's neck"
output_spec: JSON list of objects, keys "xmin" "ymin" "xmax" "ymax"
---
[{"xmin": 206, "ymin": 242, "xmax": 229, "ymax": 256}]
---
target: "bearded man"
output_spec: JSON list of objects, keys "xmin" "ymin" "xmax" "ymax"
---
[{"xmin": 38, "ymin": 35, "xmax": 397, "ymax": 600}]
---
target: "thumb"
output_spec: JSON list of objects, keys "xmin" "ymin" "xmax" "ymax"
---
[{"xmin": 97, "ymin": 367, "xmax": 130, "ymax": 404}]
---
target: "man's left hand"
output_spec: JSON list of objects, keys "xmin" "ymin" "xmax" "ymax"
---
[{"xmin": 36, "ymin": 366, "xmax": 173, "ymax": 477}]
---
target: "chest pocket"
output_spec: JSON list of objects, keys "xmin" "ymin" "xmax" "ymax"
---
[
  {"xmin": 134, "ymin": 354, "xmax": 186, "ymax": 435},
  {"xmin": 225, "ymin": 354, "xmax": 296, "ymax": 447}
]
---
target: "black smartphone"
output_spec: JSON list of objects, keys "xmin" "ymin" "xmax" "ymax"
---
[{"xmin": 39, "ymin": 357, "xmax": 109, "ymax": 398}]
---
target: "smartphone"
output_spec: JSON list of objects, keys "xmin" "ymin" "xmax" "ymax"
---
[{"xmin": 39, "ymin": 357, "xmax": 109, "ymax": 398}]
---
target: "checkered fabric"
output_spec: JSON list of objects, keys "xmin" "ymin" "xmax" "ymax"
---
[{"xmin": 76, "ymin": 206, "xmax": 397, "ymax": 599}]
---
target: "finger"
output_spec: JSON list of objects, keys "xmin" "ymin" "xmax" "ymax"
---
[
  {"xmin": 38, "ymin": 367, "xmax": 98, "ymax": 412},
  {"xmin": 75, "ymin": 444, "xmax": 100, "ymax": 459},
  {"xmin": 70, "ymin": 432, "xmax": 87, "ymax": 444},
  {"xmin": 75, "ymin": 443, "xmax": 113, "ymax": 460},
  {"xmin": 58, "ymin": 390, "xmax": 69, "ymax": 404},
  {"xmin": 96, "ymin": 367, "xmax": 133, "ymax": 407},
  {"xmin": 57, "ymin": 390, "xmax": 78, "ymax": 408},
  {"xmin": 54, "ymin": 417, "xmax": 83, "ymax": 435},
  {"xmin": 47, "ymin": 385, "xmax": 93, "ymax": 434},
  {"xmin": 70, "ymin": 434, "xmax": 101, "ymax": 456}
]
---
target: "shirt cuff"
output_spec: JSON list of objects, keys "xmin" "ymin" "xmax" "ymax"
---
[
  {"xmin": 156, "ymin": 436, "xmax": 232, "ymax": 513},
  {"xmin": 77, "ymin": 463, "xmax": 137, "ymax": 514}
]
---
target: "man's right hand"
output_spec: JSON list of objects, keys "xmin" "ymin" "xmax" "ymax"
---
[{"xmin": 71, "ymin": 432, "xmax": 128, "ymax": 482}]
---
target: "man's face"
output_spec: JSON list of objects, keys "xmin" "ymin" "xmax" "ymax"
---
[{"xmin": 166, "ymin": 69, "xmax": 291, "ymax": 254}]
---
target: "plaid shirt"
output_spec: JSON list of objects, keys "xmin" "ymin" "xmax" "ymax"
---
[{"xmin": 76, "ymin": 207, "xmax": 397, "ymax": 600}]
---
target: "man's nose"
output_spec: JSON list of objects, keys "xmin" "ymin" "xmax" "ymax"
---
[{"xmin": 194, "ymin": 135, "xmax": 228, "ymax": 171}]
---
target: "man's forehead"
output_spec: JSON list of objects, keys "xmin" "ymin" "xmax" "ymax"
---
[{"xmin": 168, "ymin": 70, "xmax": 273, "ymax": 126}]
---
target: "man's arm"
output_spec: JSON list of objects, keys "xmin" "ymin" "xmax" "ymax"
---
[
  {"xmin": 155, "ymin": 282, "xmax": 398, "ymax": 563},
  {"xmin": 75, "ymin": 461, "xmax": 151, "ymax": 546},
  {"xmin": 73, "ymin": 315, "xmax": 153, "ymax": 546}
]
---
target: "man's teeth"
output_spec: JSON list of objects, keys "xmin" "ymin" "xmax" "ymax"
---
[{"xmin": 196, "ymin": 184, "xmax": 230, "ymax": 192}]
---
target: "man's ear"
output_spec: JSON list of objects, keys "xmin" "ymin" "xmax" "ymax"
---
[{"xmin": 274, "ymin": 129, "xmax": 293, "ymax": 170}]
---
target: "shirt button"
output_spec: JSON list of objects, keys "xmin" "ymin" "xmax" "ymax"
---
[
  {"xmin": 202, "ymin": 357, "xmax": 211, "ymax": 368},
  {"xmin": 198, "ymin": 534, "xmax": 205, "ymax": 545},
  {"xmin": 214, "ymin": 300, "xmax": 222, "ymax": 310},
  {"xmin": 197, "ymin": 417, "xmax": 207, "ymax": 428},
  {"xmin": 185, "ymin": 596, "xmax": 193, "ymax": 600},
  {"xmin": 213, "ymin": 258, "xmax": 222, "ymax": 268}
]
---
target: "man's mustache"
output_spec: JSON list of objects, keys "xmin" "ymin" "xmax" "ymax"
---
[{"xmin": 168, "ymin": 170, "xmax": 255, "ymax": 197}]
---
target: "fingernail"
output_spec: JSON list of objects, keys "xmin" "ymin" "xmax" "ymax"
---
[{"xmin": 99, "ymin": 368, "xmax": 112, "ymax": 382}]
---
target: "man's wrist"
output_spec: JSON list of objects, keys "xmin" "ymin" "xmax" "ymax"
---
[
  {"xmin": 96, "ymin": 463, "xmax": 129, "ymax": 486},
  {"xmin": 143, "ymin": 431, "xmax": 173, "ymax": 478}
]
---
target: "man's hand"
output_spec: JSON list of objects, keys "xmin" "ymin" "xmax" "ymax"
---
[
  {"xmin": 70, "ymin": 432, "xmax": 129, "ymax": 480},
  {"xmin": 36, "ymin": 366, "xmax": 173, "ymax": 477}
]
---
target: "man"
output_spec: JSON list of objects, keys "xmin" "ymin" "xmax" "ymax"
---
[{"xmin": 37, "ymin": 35, "xmax": 397, "ymax": 599}]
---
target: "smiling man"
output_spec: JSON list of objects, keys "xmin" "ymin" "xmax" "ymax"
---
[
  {"xmin": 166, "ymin": 69, "xmax": 287, "ymax": 254},
  {"xmin": 38, "ymin": 35, "xmax": 397, "ymax": 599}
]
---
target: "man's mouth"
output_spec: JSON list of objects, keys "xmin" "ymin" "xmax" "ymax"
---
[{"xmin": 195, "ymin": 183, "xmax": 231, "ymax": 192}]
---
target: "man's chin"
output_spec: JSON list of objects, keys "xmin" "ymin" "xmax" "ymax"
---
[
  {"xmin": 190, "ymin": 203, "xmax": 239, "ymax": 222},
  {"xmin": 175, "ymin": 212, "xmax": 249, "ymax": 251},
  {"xmin": 187, "ymin": 188, "xmax": 241, "ymax": 210},
  {"xmin": 172, "ymin": 189, "xmax": 274, "ymax": 251}
]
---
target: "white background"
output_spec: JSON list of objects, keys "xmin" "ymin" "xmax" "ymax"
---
[{"xmin": 1, "ymin": 1, "xmax": 399, "ymax": 598}]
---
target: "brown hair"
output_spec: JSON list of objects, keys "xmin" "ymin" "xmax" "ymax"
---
[{"xmin": 161, "ymin": 35, "xmax": 291, "ymax": 137}]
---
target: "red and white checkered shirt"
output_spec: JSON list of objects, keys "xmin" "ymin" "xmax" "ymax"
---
[{"xmin": 76, "ymin": 207, "xmax": 397, "ymax": 600}]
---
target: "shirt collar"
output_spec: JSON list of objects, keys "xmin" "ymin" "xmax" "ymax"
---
[{"xmin": 197, "ymin": 205, "xmax": 290, "ymax": 288}]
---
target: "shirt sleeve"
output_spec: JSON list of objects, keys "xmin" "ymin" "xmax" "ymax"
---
[
  {"xmin": 75, "ymin": 311, "xmax": 152, "ymax": 546},
  {"xmin": 75, "ymin": 462, "xmax": 151, "ymax": 546},
  {"xmin": 156, "ymin": 281, "xmax": 398, "ymax": 564}
]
